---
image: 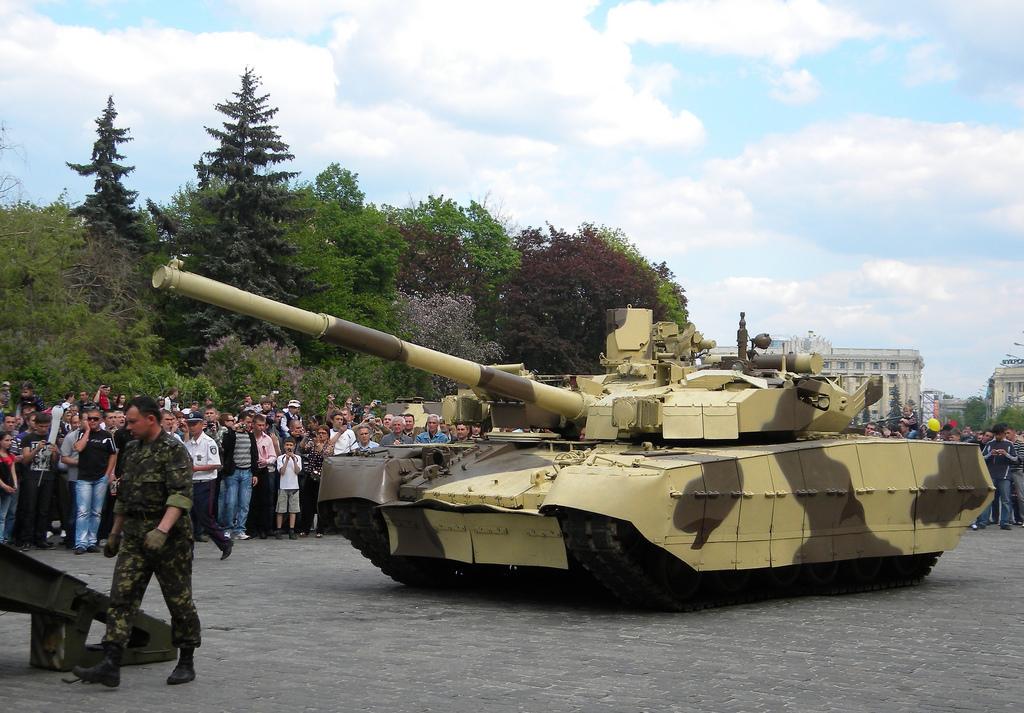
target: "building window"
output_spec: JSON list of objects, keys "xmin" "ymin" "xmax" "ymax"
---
[
  {"xmin": 838, "ymin": 361, "xmax": 847, "ymax": 369},
  {"xmin": 889, "ymin": 362, "xmax": 898, "ymax": 370},
  {"xmin": 823, "ymin": 361, "xmax": 831, "ymax": 369},
  {"xmin": 854, "ymin": 361, "xmax": 864, "ymax": 370},
  {"xmin": 872, "ymin": 362, "xmax": 881, "ymax": 370}
]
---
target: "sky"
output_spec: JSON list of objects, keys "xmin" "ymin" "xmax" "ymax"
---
[{"xmin": 3, "ymin": 0, "xmax": 1023, "ymax": 398}]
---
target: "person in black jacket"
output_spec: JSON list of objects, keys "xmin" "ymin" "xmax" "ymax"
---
[{"xmin": 218, "ymin": 413, "xmax": 258, "ymax": 540}]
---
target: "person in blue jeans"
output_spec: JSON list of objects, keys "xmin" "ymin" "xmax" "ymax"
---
[
  {"xmin": 972, "ymin": 423, "xmax": 1018, "ymax": 531},
  {"xmin": 219, "ymin": 413, "xmax": 257, "ymax": 540},
  {"xmin": 72, "ymin": 408, "xmax": 116, "ymax": 553},
  {"xmin": 0, "ymin": 432, "xmax": 18, "ymax": 544}
]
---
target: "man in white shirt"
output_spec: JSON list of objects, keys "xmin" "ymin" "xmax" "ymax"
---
[
  {"xmin": 184, "ymin": 415, "xmax": 231, "ymax": 559},
  {"xmin": 331, "ymin": 412, "xmax": 356, "ymax": 455}
]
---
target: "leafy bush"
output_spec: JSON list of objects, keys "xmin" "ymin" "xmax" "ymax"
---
[{"xmin": 201, "ymin": 336, "xmax": 302, "ymax": 409}]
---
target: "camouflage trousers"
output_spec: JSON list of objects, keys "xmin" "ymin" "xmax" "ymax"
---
[{"xmin": 103, "ymin": 515, "xmax": 201, "ymax": 649}]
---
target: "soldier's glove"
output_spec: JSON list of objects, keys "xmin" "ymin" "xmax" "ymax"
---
[
  {"xmin": 103, "ymin": 533, "xmax": 122, "ymax": 558},
  {"xmin": 143, "ymin": 528, "xmax": 168, "ymax": 552}
]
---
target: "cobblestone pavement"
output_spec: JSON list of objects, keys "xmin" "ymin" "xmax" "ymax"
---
[{"xmin": 2, "ymin": 528, "xmax": 1021, "ymax": 713}]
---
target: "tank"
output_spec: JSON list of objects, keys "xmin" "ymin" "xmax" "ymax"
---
[{"xmin": 153, "ymin": 260, "xmax": 992, "ymax": 610}]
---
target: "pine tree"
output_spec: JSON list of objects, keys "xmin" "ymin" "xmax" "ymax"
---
[
  {"xmin": 66, "ymin": 96, "xmax": 146, "ymax": 247},
  {"xmin": 888, "ymin": 383, "xmax": 903, "ymax": 420},
  {"xmin": 169, "ymin": 68, "xmax": 315, "ymax": 361}
]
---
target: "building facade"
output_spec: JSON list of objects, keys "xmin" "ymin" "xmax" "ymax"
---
[{"xmin": 987, "ymin": 360, "xmax": 1024, "ymax": 413}]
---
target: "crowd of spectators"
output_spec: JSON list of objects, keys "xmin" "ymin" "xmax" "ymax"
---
[
  {"xmin": 0, "ymin": 381, "xmax": 480, "ymax": 551},
  {"xmin": 1, "ymin": 379, "xmax": 1020, "ymax": 554}
]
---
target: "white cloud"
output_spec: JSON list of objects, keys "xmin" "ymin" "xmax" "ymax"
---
[
  {"xmin": 322, "ymin": 1, "xmax": 704, "ymax": 151},
  {"xmin": 769, "ymin": 68, "xmax": 821, "ymax": 104},
  {"xmin": 904, "ymin": 43, "xmax": 958, "ymax": 86},
  {"xmin": 846, "ymin": 1, "xmax": 1024, "ymax": 104},
  {"xmin": 705, "ymin": 116, "xmax": 1024, "ymax": 244},
  {"xmin": 223, "ymin": 0, "xmax": 354, "ymax": 36},
  {"xmin": 607, "ymin": 0, "xmax": 880, "ymax": 65},
  {"xmin": 0, "ymin": 0, "xmax": 707, "ymax": 213}
]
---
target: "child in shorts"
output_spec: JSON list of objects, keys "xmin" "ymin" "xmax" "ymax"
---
[{"xmin": 275, "ymin": 438, "xmax": 302, "ymax": 540}]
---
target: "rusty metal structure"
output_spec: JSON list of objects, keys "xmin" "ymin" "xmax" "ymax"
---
[{"xmin": 153, "ymin": 260, "xmax": 992, "ymax": 610}]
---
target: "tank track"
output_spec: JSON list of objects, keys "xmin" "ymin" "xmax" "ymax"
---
[
  {"xmin": 330, "ymin": 499, "xmax": 939, "ymax": 610},
  {"xmin": 331, "ymin": 499, "xmax": 470, "ymax": 587},
  {"xmin": 557, "ymin": 508, "xmax": 940, "ymax": 612}
]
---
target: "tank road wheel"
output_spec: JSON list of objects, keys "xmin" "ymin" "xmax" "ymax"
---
[
  {"xmin": 800, "ymin": 561, "xmax": 840, "ymax": 587},
  {"xmin": 884, "ymin": 554, "xmax": 919, "ymax": 580},
  {"xmin": 839, "ymin": 557, "xmax": 883, "ymax": 585},
  {"xmin": 650, "ymin": 550, "xmax": 702, "ymax": 601},
  {"xmin": 765, "ymin": 565, "xmax": 800, "ymax": 590},
  {"xmin": 709, "ymin": 569, "xmax": 750, "ymax": 595}
]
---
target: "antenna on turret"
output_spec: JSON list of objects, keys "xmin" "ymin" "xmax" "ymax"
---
[{"xmin": 736, "ymin": 312, "xmax": 748, "ymax": 367}]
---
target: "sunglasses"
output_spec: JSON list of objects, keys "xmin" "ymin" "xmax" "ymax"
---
[{"xmin": 86, "ymin": 417, "xmax": 101, "ymax": 422}]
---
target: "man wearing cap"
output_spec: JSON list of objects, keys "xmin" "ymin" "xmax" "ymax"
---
[
  {"xmin": 184, "ymin": 415, "xmax": 231, "ymax": 559},
  {"xmin": 279, "ymin": 400, "xmax": 301, "ymax": 440}
]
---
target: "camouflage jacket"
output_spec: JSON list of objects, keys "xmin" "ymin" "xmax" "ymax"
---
[{"xmin": 114, "ymin": 431, "xmax": 193, "ymax": 515}]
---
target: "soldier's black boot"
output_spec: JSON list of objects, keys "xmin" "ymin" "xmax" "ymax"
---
[
  {"xmin": 166, "ymin": 647, "xmax": 196, "ymax": 685},
  {"xmin": 72, "ymin": 641, "xmax": 122, "ymax": 687}
]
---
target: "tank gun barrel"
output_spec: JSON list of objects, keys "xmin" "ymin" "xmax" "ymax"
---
[{"xmin": 152, "ymin": 261, "xmax": 588, "ymax": 421}]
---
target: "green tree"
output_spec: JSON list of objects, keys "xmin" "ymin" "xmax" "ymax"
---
[
  {"xmin": 315, "ymin": 163, "xmax": 364, "ymax": 211},
  {"xmin": 290, "ymin": 164, "xmax": 403, "ymax": 363},
  {"xmin": 994, "ymin": 405, "xmax": 1024, "ymax": 431},
  {"xmin": 887, "ymin": 383, "xmax": 903, "ymax": 420},
  {"xmin": 201, "ymin": 336, "xmax": 302, "ymax": 410},
  {"xmin": 66, "ymin": 96, "xmax": 147, "ymax": 248},
  {"xmin": 0, "ymin": 200, "xmax": 159, "ymax": 398},
  {"xmin": 962, "ymin": 396, "xmax": 989, "ymax": 430},
  {"xmin": 164, "ymin": 68, "xmax": 315, "ymax": 363},
  {"xmin": 389, "ymin": 195, "xmax": 519, "ymax": 335}
]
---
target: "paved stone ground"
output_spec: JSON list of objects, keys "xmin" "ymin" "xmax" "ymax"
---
[{"xmin": 2, "ymin": 528, "xmax": 1021, "ymax": 713}]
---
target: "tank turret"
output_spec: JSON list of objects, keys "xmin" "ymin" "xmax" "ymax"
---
[{"xmin": 153, "ymin": 260, "xmax": 880, "ymax": 441}]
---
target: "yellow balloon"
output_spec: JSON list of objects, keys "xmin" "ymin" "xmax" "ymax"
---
[{"xmin": 927, "ymin": 418, "xmax": 941, "ymax": 432}]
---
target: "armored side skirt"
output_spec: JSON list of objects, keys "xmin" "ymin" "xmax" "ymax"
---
[
  {"xmin": 379, "ymin": 503, "xmax": 569, "ymax": 569},
  {"xmin": 324, "ymin": 439, "xmax": 990, "ymax": 577}
]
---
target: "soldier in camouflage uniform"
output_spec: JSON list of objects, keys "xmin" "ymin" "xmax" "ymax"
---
[{"xmin": 72, "ymin": 395, "xmax": 201, "ymax": 688}]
